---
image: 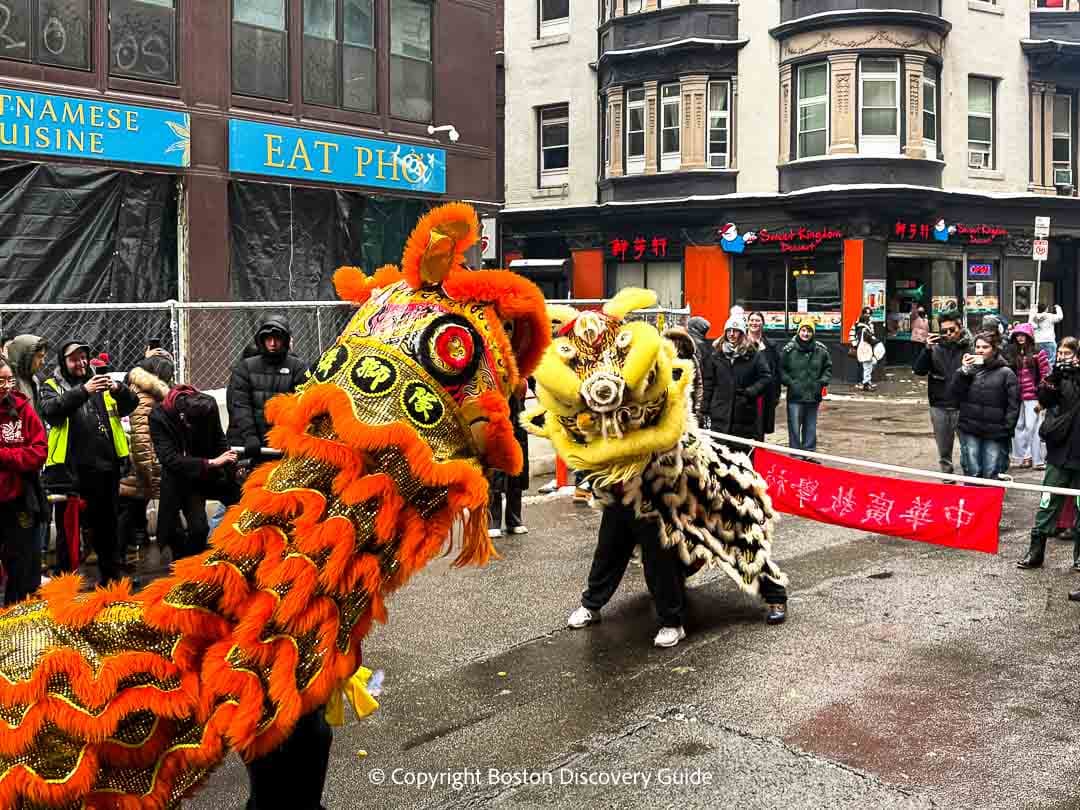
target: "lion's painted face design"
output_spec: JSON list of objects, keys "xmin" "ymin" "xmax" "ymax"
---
[{"xmin": 523, "ymin": 289, "xmax": 693, "ymax": 480}]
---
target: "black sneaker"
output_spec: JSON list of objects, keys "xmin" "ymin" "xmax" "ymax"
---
[{"xmin": 766, "ymin": 603, "xmax": 787, "ymax": 625}]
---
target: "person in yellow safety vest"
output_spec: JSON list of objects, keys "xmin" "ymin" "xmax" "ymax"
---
[{"xmin": 40, "ymin": 340, "xmax": 138, "ymax": 585}]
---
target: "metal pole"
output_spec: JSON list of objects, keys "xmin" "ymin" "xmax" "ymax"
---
[{"xmin": 1034, "ymin": 259, "xmax": 1043, "ymax": 315}]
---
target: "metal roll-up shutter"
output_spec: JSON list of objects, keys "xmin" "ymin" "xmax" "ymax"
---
[{"xmin": 886, "ymin": 243, "xmax": 965, "ymax": 260}]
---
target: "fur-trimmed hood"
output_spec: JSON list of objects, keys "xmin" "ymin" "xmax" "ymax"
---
[{"xmin": 128, "ymin": 366, "xmax": 171, "ymax": 402}]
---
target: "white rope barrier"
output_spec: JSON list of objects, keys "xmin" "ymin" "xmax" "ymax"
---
[{"xmin": 705, "ymin": 429, "xmax": 1080, "ymax": 500}]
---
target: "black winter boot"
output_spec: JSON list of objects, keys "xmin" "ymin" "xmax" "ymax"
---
[{"xmin": 1018, "ymin": 532, "xmax": 1047, "ymax": 569}]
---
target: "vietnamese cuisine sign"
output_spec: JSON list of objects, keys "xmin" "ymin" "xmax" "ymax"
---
[
  {"xmin": 0, "ymin": 87, "xmax": 190, "ymax": 167},
  {"xmin": 229, "ymin": 119, "xmax": 446, "ymax": 194}
]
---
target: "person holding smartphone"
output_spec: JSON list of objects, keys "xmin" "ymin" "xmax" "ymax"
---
[
  {"xmin": 947, "ymin": 331, "xmax": 1019, "ymax": 480},
  {"xmin": 913, "ymin": 311, "xmax": 971, "ymax": 475},
  {"xmin": 40, "ymin": 340, "xmax": 138, "ymax": 584}
]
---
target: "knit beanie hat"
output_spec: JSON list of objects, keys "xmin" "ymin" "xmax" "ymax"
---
[
  {"xmin": 724, "ymin": 314, "xmax": 748, "ymax": 335},
  {"xmin": 796, "ymin": 318, "xmax": 816, "ymax": 335}
]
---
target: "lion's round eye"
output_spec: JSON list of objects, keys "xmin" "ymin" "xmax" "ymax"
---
[
  {"xmin": 417, "ymin": 314, "xmax": 481, "ymax": 383},
  {"xmin": 556, "ymin": 342, "xmax": 577, "ymax": 360},
  {"xmin": 615, "ymin": 330, "xmax": 633, "ymax": 350}
]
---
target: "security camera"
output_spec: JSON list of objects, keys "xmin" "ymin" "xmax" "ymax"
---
[{"xmin": 427, "ymin": 124, "xmax": 460, "ymax": 143}]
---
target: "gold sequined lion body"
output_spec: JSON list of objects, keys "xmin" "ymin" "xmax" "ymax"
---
[{"xmin": 0, "ymin": 203, "xmax": 550, "ymax": 809}]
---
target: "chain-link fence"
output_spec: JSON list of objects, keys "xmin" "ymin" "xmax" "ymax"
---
[
  {"xmin": 0, "ymin": 297, "xmax": 689, "ymax": 390},
  {"xmin": 0, "ymin": 301, "xmax": 355, "ymax": 391}
]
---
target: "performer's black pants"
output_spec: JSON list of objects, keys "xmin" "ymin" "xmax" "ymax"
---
[
  {"xmin": 246, "ymin": 710, "xmax": 332, "ymax": 810},
  {"xmin": 581, "ymin": 502, "xmax": 686, "ymax": 628}
]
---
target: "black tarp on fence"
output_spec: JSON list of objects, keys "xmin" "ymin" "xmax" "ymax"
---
[{"xmin": 0, "ymin": 160, "xmax": 178, "ymax": 369}]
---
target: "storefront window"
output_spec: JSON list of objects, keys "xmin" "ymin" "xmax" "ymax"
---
[
  {"xmin": 607, "ymin": 261, "xmax": 683, "ymax": 309},
  {"xmin": 109, "ymin": 0, "xmax": 177, "ymax": 83},
  {"xmin": 966, "ymin": 259, "xmax": 1000, "ymax": 334},
  {"xmin": 233, "ymin": 0, "xmax": 288, "ymax": 100},
  {"xmin": 733, "ymin": 254, "xmax": 841, "ymax": 332}
]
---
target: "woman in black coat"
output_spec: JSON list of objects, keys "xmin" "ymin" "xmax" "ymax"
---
[
  {"xmin": 1019, "ymin": 337, "xmax": 1080, "ymax": 575},
  {"xmin": 748, "ymin": 311, "xmax": 782, "ymax": 435},
  {"xmin": 947, "ymin": 331, "xmax": 1019, "ymax": 480},
  {"xmin": 708, "ymin": 315, "xmax": 773, "ymax": 445}
]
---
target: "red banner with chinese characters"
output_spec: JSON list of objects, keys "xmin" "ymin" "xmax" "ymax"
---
[{"xmin": 754, "ymin": 449, "xmax": 1004, "ymax": 554}]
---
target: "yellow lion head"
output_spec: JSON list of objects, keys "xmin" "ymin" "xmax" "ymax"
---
[{"xmin": 522, "ymin": 288, "xmax": 694, "ymax": 485}]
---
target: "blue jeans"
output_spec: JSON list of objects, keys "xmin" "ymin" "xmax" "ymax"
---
[
  {"xmin": 861, "ymin": 360, "xmax": 876, "ymax": 385},
  {"xmin": 958, "ymin": 433, "xmax": 1009, "ymax": 479},
  {"xmin": 1039, "ymin": 341, "xmax": 1057, "ymax": 370},
  {"xmin": 787, "ymin": 402, "xmax": 820, "ymax": 452}
]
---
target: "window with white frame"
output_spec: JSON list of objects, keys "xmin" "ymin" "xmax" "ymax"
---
[
  {"xmin": 626, "ymin": 88, "xmax": 646, "ymax": 174},
  {"xmin": 1054, "ymin": 94, "xmax": 1072, "ymax": 186},
  {"xmin": 625, "ymin": 0, "xmax": 644, "ymax": 13},
  {"xmin": 797, "ymin": 63, "xmax": 828, "ymax": 158},
  {"xmin": 859, "ymin": 58, "xmax": 900, "ymax": 155},
  {"xmin": 923, "ymin": 65, "xmax": 938, "ymax": 155},
  {"xmin": 539, "ymin": 0, "xmax": 569, "ymax": 37},
  {"xmin": 968, "ymin": 76, "xmax": 994, "ymax": 169},
  {"xmin": 661, "ymin": 84, "xmax": 681, "ymax": 171},
  {"xmin": 707, "ymin": 80, "xmax": 730, "ymax": 168},
  {"xmin": 539, "ymin": 104, "xmax": 569, "ymax": 186}
]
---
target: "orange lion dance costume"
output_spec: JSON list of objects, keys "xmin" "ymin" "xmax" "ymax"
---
[{"xmin": 0, "ymin": 203, "xmax": 549, "ymax": 809}]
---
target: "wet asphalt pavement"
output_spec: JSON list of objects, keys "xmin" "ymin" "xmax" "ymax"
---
[{"xmin": 186, "ymin": 371, "xmax": 1080, "ymax": 810}]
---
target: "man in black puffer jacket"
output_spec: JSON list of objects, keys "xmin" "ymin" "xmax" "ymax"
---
[{"xmin": 226, "ymin": 315, "xmax": 309, "ymax": 461}]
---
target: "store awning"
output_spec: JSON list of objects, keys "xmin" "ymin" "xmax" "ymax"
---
[{"xmin": 510, "ymin": 259, "xmax": 570, "ymax": 274}]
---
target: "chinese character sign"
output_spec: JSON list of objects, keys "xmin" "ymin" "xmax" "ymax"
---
[
  {"xmin": 755, "ymin": 449, "xmax": 1003, "ymax": 554},
  {"xmin": 609, "ymin": 235, "xmax": 669, "ymax": 260}
]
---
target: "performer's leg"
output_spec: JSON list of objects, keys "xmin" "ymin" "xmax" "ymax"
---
[
  {"xmin": 488, "ymin": 483, "xmax": 503, "ymax": 531},
  {"xmin": 246, "ymin": 709, "xmax": 333, "ymax": 810},
  {"xmin": 580, "ymin": 505, "xmax": 635, "ymax": 613},
  {"xmin": 635, "ymin": 519, "xmax": 685, "ymax": 629},
  {"xmin": 505, "ymin": 482, "xmax": 523, "ymax": 531}
]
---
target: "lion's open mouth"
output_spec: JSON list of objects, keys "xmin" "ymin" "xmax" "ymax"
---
[{"xmin": 559, "ymin": 393, "xmax": 667, "ymax": 444}]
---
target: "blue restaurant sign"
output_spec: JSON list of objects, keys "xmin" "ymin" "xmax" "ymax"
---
[
  {"xmin": 229, "ymin": 118, "xmax": 446, "ymax": 195},
  {"xmin": 0, "ymin": 88, "xmax": 190, "ymax": 168}
]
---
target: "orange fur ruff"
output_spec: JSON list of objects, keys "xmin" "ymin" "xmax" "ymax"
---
[{"xmin": 0, "ymin": 383, "xmax": 492, "ymax": 808}]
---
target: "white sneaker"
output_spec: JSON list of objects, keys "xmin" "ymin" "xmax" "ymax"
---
[
  {"xmin": 508, "ymin": 526, "xmax": 529, "ymax": 535},
  {"xmin": 567, "ymin": 606, "xmax": 600, "ymax": 629},
  {"xmin": 538, "ymin": 478, "xmax": 558, "ymax": 494},
  {"xmin": 488, "ymin": 528, "xmax": 503, "ymax": 538},
  {"xmin": 653, "ymin": 626, "xmax": 686, "ymax": 648}
]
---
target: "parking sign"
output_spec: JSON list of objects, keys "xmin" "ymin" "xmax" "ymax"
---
[{"xmin": 1033, "ymin": 238, "xmax": 1049, "ymax": 262}]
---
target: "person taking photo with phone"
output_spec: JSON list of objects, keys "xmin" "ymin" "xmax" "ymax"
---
[
  {"xmin": 40, "ymin": 340, "xmax": 138, "ymax": 585},
  {"xmin": 913, "ymin": 311, "xmax": 971, "ymax": 475},
  {"xmin": 947, "ymin": 331, "xmax": 1019, "ymax": 480}
]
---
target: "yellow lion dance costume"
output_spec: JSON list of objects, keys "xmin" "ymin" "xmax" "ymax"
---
[
  {"xmin": 524, "ymin": 288, "xmax": 787, "ymax": 593},
  {"xmin": 0, "ymin": 203, "xmax": 549, "ymax": 808}
]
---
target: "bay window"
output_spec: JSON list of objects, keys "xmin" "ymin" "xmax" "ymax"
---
[
  {"xmin": 923, "ymin": 65, "xmax": 938, "ymax": 155},
  {"xmin": 797, "ymin": 63, "xmax": 828, "ymax": 159},
  {"xmin": 859, "ymin": 58, "xmax": 900, "ymax": 155},
  {"xmin": 707, "ymin": 80, "xmax": 730, "ymax": 168},
  {"xmin": 539, "ymin": 103, "xmax": 569, "ymax": 186},
  {"xmin": 660, "ymin": 84, "xmax": 681, "ymax": 172},
  {"xmin": 1054, "ymin": 94, "xmax": 1072, "ymax": 186},
  {"xmin": 626, "ymin": 87, "xmax": 646, "ymax": 175}
]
